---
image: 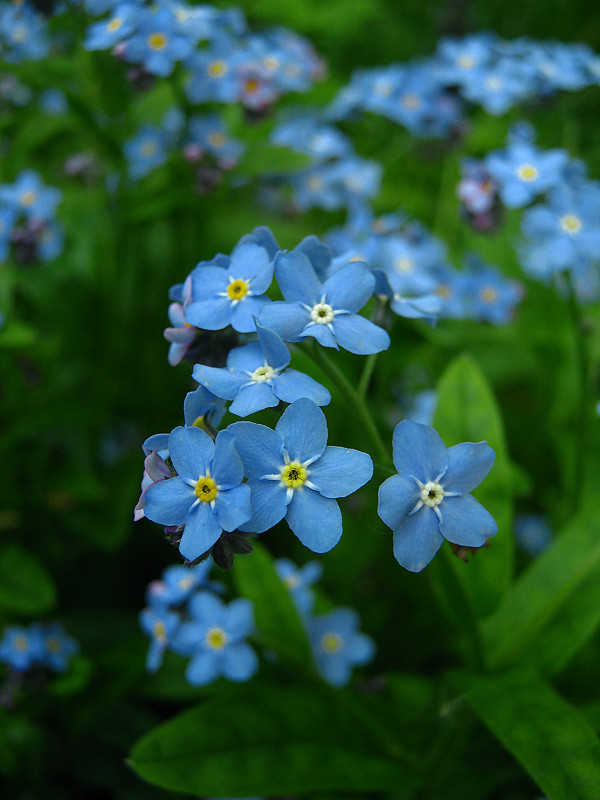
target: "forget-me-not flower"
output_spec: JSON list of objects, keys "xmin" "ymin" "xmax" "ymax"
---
[
  {"xmin": 230, "ymin": 398, "xmax": 373, "ymax": 552},
  {"xmin": 378, "ymin": 420, "xmax": 497, "ymax": 572},
  {"xmin": 144, "ymin": 427, "xmax": 251, "ymax": 562},
  {"xmin": 193, "ymin": 320, "xmax": 330, "ymax": 417},
  {"xmin": 259, "ymin": 252, "xmax": 390, "ymax": 355},
  {"xmin": 307, "ymin": 608, "xmax": 375, "ymax": 687},
  {"xmin": 275, "ymin": 557, "xmax": 322, "ymax": 615}
]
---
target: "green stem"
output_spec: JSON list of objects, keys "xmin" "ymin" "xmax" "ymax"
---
[
  {"xmin": 566, "ymin": 274, "xmax": 591, "ymax": 512},
  {"xmin": 358, "ymin": 353, "xmax": 378, "ymax": 397},
  {"xmin": 305, "ymin": 344, "xmax": 392, "ymax": 469}
]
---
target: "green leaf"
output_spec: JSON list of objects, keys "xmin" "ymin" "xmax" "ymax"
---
[
  {"xmin": 233, "ymin": 541, "xmax": 313, "ymax": 669},
  {"xmin": 482, "ymin": 503, "xmax": 600, "ymax": 673},
  {"xmin": 433, "ymin": 353, "xmax": 513, "ymax": 618},
  {"xmin": 456, "ymin": 668, "xmax": 600, "ymax": 800},
  {"xmin": 237, "ymin": 144, "xmax": 312, "ymax": 177},
  {"xmin": 128, "ymin": 684, "xmax": 417, "ymax": 796},
  {"xmin": 0, "ymin": 544, "xmax": 56, "ymax": 615}
]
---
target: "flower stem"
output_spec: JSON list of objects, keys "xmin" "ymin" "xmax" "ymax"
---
[
  {"xmin": 358, "ymin": 353, "xmax": 378, "ymax": 397},
  {"xmin": 305, "ymin": 344, "xmax": 392, "ymax": 469}
]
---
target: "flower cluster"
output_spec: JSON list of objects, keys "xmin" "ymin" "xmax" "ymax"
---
[
  {"xmin": 140, "ymin": 558, "xmax": 259, "ymax": 685},
  {"xmin": 0, "ymin": 622, "xmax": 78, "ymax": 673},
  {"xmin": 84, "ymin": 0, "xmax": 323, "ymax": 111},
  {"xmin": 328, "ymin": 33, "xmax": 600, "ymax": 132},
  {"xmin": 0, "ymin": 2, "xmax": 50, "ymax": 63},
  {"xmin": 275, "ymin": 558, "xmax": 375, "ymax": 687},
  {"xmin": 0, "ymin": 170, "xmax": 64, "ymax": 265}
]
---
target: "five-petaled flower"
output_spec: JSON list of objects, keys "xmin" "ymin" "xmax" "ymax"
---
[{"xmin": 377, "ymin": 420, "xmax": 497, "ymax": 572}]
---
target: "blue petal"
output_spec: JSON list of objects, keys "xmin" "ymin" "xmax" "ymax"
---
[
  {"xmin": 296, "ymin": 235, "xmax": 332, "ymax": 280},
  {"xmin": 392, "ymin": 509, "xmax": 444, "ymax": 572},
  {"xmin": 189, "ymin": 265, "xmax": 229, "ymax": 296},
  {"xmin": 308, "ymin": 446, "xmax": 373, "ymax": 498},
  {"xmin": 228, "ymin": 422, "xmax": 285, "ymax": 478},
  {"xmin": 222, "ymin": 642, "xmax": 258, "ymax": 681},
  {"xmin": 226, "ymin": 342, "xmax": 263, "ymax": 372},
  {"xmin": 391, "ymin": 420, "xmax": 448, "ymax": 483},
  {"xmin": 228, "ymin": 242, "xmax": 274, "ymax": 293},
  {"xmin": 275, "ymin": 250, "xmax": 322, "ymax": 304},
  {"xmin": 142, "ymin": 433, "xmax": 169, "ymax": 455},
  {"xmin": 443, "ymin": 442, "xmax": 496, "ymax": 494},
  {"xmin": 215, "ymin": 484, "xmax": 252, "ymax": 531},
  {"xmin": 324, "ymin": 261, "xmax": 375, "ymax": 313},
  {"xmin": 192, "ymin": 365, "xmax": 246, "ymax": 400},
  {"xmin": 224, "ymin": 598, "xmax": 255, "ymax": 639},
  {"xmin": 317, "ymin": 655, "xmax": 351, "ymax": 687},
  {"xmin": 258, "ymin": 302, "xmax": 309, "ymax": 342},
  {"xmin": 347, "ymin": 633, "xmax": 376, "ymax": 664},
  {"xmin": 439, "ymin": 494, "xmax": 497, "ymax": 547},
  {"xmin": 188, "ymin": 590, "xmax": 225, "ymax": 623},
  {"xmin": 179, "ymin": 503, "xmax": 222, "ymax": 562},
  {"xmin": 170, "ymin": 621, "xmax": 206, "ymax": 655},
  {"xmin": 144, "ymin": 478, "xmax": 193, "ymax": 525},
  {"xmin": 239, "ymin": 479, "xmax": 287, "ymax": 533},
  {"xmin": 276, "ymin": 398, "xmax": 328, "ymax": 463},
  {"xmin": 377, "ymin": 474, "xmax": 419, "ymax": 531},
  {"xmin": 300, "ymin": 322, "xmax": 338, "ymax": 348},
  {"xmin": 212, "ymin": 429, "xmax": 245, "ymax": 488},
  {"xmin": 332, "ymin": 314, "xmax": 390, "ymax": 355},
  {"xmin": 272, "ymin": 369, "xmax": 331, "ymax": 406},
  {"xmin": 255, "ymin": 320, "xmax": 291, "ymax": 370},
  {"xmin": 230, "ymin": 295, "xmax": 270, "ymax": 333},
  {"xmin": 229, "ymin": 382, "xmax": 279, "ymax": 417},
  {"xmin": 186, "ymin": 651, "xmax": 221, "ymax": 685},
  {"xmin": 169, "ymin": 425, "xmax": 215, "ymax": 480},
  {"xmin": 286, "ymin": 490, "xmax": 342, "ymax": 553},
  {"xmin": 185, "ymin": 296, "xmax": 232, "ymax": 330}
]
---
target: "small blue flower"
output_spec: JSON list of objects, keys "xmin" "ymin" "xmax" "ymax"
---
[
  {"xmin": 0, "ymin": 625, "xmax": 46, "ymax": 671},
  {"xmin": 193, "ymin": 320, "xmax": 330, "ymax": 417},
  {"xmin": 139, "ymin": 606, "xmax": 180, "ymax": 672},
  {"xmin": 514, "ymin": 513, "xmax": 553, "ymax": 556},
  {"xmin": 150, "ymin": 560, "xmax": 220, "ymax": 608},
  {"xmin": 307, "ymin": 608, "xmax": 375, "ymax": 687},
  {"xmin": 230, "ymin": 398, "xmax": 373, "ymax": 553},
  {"xmin": 378, "ymin": 420, "xmax": 497, "ymax": 572},
  {"xmin": 84, "ymin": 5, "xmax": 138, "ymax": 51},
  {"xmin": 485, "ymin": 141, "xmax": 569, "ymax": 208},
  {"xmin": 185, "ymin": 241, "xmax": 275, "ymax": 334},
  {"xmin": 170, "ymin": 593, "xmax": 258, "ymax": 685},
  {"xmin": 40, "ymin": 624, "xmax": 79, "ymax": 673},
  {"xmin": 144, "ymin": 427, "xmax": 251, "ymax": 562},
  {"xmin": 0, "ymin": 170, "xmax": 61, "ymax": 221},
  {"xmin": 124, "ymin": 126, "xmax": 170, "ymax": 180},
  {"xmin": 259, "ymin": 252, "xmax": 390, "ymax": 355},
  {"xmin": 275, "ymin": 557, "xmax": 322, "ymax": 615},
  {"xmin": 120, "ymin": 6, "xmax": 193, "ymax": 77}
]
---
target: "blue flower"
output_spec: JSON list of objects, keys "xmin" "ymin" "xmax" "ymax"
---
[
  {"xmin": 193, "ymin": 320, "xmax": 330, "ymax": 417},
  {"xmin": 185, "ymin": 240, "xmax": 276, "ymax": 334},
  {"xmin": 0, "ymin": 170, "xmax": 61, "ymax": 221},
  {"xmin": 84, "ymin": 5, "xmax": 138, "ymax": 51},
  {"xmin": 120, "ymin": 6, "xmax": 193, "ymax": 77},
  {"xmin": 139, "ymin": 606, "xmax": 180, "ymax": 672},
  {"xmin": 40, "ymin": 624, "xmax": 79, "ymax": 673},
  {"xmin": 144, "ymin": 427, "xmax": 251, "ymax": 562},
  {"xmin": 275, "ymin": 557, "xmax": 322, "ymax": 615},
  {"xmin": 307, "ymin": 608, "xmax": 375, "ymax": 687},
  {"xmin": 485, "ymin": 141, "xmax": 569, "ymax": 208},
  {"xmin": 230, "ymin": 398, "xmax": 373, "ymax": 553},
  {"xmin": 259, "ymin": 252, "xmax": 390, "ymax": 355},
  {"xmin": 149, "ymin": 560, "xmax": 220, "ymax": 608},
  {"xmin": 170, "ymin": 593, "xmax": 258, "ymax": 685},
  {"xmin": 378, "ymin": 420, "xmax": 497, "ymax": 572},
  {"xmin": 0, "ymin": 625, "xmax": 46, "ymax": 671},
  {"xmin": 124, "ymin": 126, "xmax": 170, "ymax": 180},
  {"xmin": 514, "ymin": 513, "xmax": 553, "ymax": 556}
]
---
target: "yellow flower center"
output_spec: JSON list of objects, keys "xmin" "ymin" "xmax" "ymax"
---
[
  {"xmin": 436, "ymin": 284, "xmax": 451, "ymax": 299},
  {"xmin": 14, "ymin": 636, "xmax": 28, "ymax": 651},
  {"xmin": 178, "ymin": 576, "xmax": 195, "ymax": 590},
  {"xmin": 517, "ymin": 164, "xmax": 539, "ymax": 182},
  {"xmin": 281, "ymin": 462, "xmax": 307, "ymax": 488},
  {"xmin": 227, "ymin": 279, "xmax": 249, "ymax": 301},
  {"xmin": 153, "ymin": 621, "xmax": 167, "ymax": 642},
  {"xmin": 321, "ymin": 633, "xmax": 342, "ymax": 653},
  {"xmin": 107, "ymin": 18, "xmax": 123, "ymax": 32},
  {"xmin": 148, "ymin": 32, "xmax": 168, "ymax": 51},
  {"xmin": 208, "ymin": 60, "xmax": 226, "ymax": 77},
  {"xmin": 208, "ymin": 132, "xmax": 227, "ymax": 148},
  {"xmin": 46, "ymin": 637, "xmax": 61, "ymax": 653},
  {"xmin": 560, "ymin": 214, "xmax": 582, "ymax": 234},
  {"xmin": 481, "ymin": 287, "xmax": 498, "ymax": 304},
  {"xmin": 244, "ymin": 78, "xmax": 260, "ymax": 94},
  {"xmin": 12, "ymin": 26, "xmax": 27, "ymax": 42},
  {"xmin": 20, "ymin": 190, "xmax": 36, "ymax": 206},
  {"xmin": 206, "ymin": 627, "xmax": 227, "ymax": 649},
  {"xmin": 194, "ymin": 476, "xmax": 218, "ymax": 503}
]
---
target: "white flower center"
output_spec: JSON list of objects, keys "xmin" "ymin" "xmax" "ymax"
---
[
  {"xmin": 310, "ymin": 303, "xmax": 335, "ymax": 324},
  {"xmin": 517, "ymin": 164, "xmax": 539, "ymax": 182},
  {"xmin": 251, "ymin": 365, "xmax": 276, "ymax": 382},
  {"xmin": 419, "ymin": 480, "xmax": 445, "ymax": 507},
  {"xmin": 560, "ymin": 214, "xmax": 582, "ymax": 235}
]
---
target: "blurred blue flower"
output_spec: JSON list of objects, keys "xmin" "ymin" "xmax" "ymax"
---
[
  {"xmin": 378, "ymin": 420, "xmax": 497, "ymax": 572},
  {"xmin": 0, "ymin": 625, "xmax": 46, "ymax": 671},
  {"xmin": 171, "ymin": 593, "xmax": 258, "ymax": 685},
  {"xmin": 40, "ymin": 624, "xmax": 79, "ymax": 673},
  {"xmin": 139, "ymin": 606, "xmax": 180, "ymax": 672},
  {"xmin": 514, "ymin": 513, "xmax": 553, "ymax": 556},
  {"xmin": 120, "ymin": 6, "xmax": 193, "ymax": 77},
  {"xmin": 124, "ymin": 125, "xmax": 170, "ymax": 180},
  {"xmin": 230, "ymin": 398, "xmax": 373, "ymax": 553},
  {"xmin": 307, "ymin": 608, "xmax": 375, "ymax": 687},
  {"xmin": 0, "ymin": 170, "xmax": 61, "ymax": 221},
  {"xmin": 485, "ymin": 140, "xmax": 569, "ymax": 208},
  {"xmin": 144, "ymin": 426, "xmax": 251, "ymax": 562},
  {"xmin": 275, "ymin": 557, "xmax": 322, "ymax": 615}
]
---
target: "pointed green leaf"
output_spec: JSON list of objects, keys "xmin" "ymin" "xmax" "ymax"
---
[
  {"xmin": 456, "ymin": 668, "xmax": 600, "ymax": 800},
  {"xmin": 433, "ymin": 354, "xmax": 513, "ymax": 617},
  {"xmin": 0, "ymin": 544, "xmax": 56, "ymax": 616}
]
